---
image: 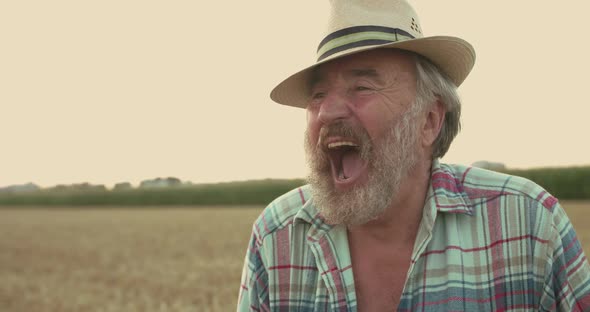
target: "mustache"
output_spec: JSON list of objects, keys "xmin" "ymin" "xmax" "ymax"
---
[
  {"xmin": 312, "ymin": 121, "xmax": 372, "ymax": 164},
  {"xmin": 317, "ymin": 121, "xmax": 371, "ymax": 151}
]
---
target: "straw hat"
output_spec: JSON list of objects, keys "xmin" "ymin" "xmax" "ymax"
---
[{"xmin": 270, "ymin": 0, "xmax": 476, "ymax": 108}]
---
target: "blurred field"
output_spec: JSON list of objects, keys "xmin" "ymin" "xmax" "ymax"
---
[
  {"xmin": 0, "ymin": 207, "xmax": 262, "ymax": 312},
  {"xmin": 0, "ymin": 201, "xmax": 588, "ymax": 311},
  {"xmin": 563, "ymin": 201, "xmax": 590, "ymax": 256}
]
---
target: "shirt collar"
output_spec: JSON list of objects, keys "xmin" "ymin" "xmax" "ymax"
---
[
  {"xmin": 293, "ymin": 159, "xmax": 476, "ymax": 236},
  {"xmin": 293, "ymin": 187, "xmax": 336, "ymax": 240},
  {"xmin": 428, "ymin": 158, "xmax": 474, "ymax": 216}
]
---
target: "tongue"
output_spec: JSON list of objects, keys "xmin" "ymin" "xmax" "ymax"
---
[{"xmin": 341, "ymin": 150, "xmax": 363, "ymax": 179}]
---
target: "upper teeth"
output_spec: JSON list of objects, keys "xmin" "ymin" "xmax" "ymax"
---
[{"xmin": 327, "ymin": 142, "xmax": 358, "ymax": 149}]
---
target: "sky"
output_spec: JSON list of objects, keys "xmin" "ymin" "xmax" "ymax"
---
[{"xmin": 1, "ymin": 1, "xmax": 589, "ymax": 188}]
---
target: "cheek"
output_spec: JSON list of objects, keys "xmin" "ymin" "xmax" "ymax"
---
[
  {"xmin": 306, "ymin": 108, "xmax": 314, "ymax": 124},
  {"xmin": 354, "ymin": 94, "xmax": 399, "ymax": 120},
  {"xmin": 354, "ymin": 109, "xmax": 395, "ymax": 140},
  {"xmin": 306, "ymin": 110, "xmax": 321, "ymax": 142}
]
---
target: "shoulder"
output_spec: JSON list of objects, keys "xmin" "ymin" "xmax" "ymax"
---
[
  {"xmin": 250, "ymin": 185, "xmax": 311, "ymax": 243},
  {"xmin": 434, "ymin": 162, "xmax": 570, "ymax": 254},
  {"xmin": 437, "ymin": 162, "xmax": 558, "ymax": 211}
]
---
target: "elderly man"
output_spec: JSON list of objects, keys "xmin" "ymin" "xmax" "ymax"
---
[{"xmin": 238, "ymin": 1, "xmax": 590, "ymax": 311}]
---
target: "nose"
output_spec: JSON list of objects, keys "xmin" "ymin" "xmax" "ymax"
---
[{"xmin": 317, "ymin": 91, "xmax": 351, "ymax": 125}]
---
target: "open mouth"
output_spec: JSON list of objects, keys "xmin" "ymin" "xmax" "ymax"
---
[{"xmin": 326, "ymin": 140, "xmax": 367, "ymax": 185}]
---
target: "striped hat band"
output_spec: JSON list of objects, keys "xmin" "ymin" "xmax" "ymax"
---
[{"xmin": 317, "ymin": 26, "xmax": 415, "ymax": 62}]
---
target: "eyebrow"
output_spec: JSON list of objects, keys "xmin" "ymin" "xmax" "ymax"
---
[
  {"xmin": 348, "ymin": 68, "xmax": 379, "ymax": 79},
  {"xmin": 308, "ymin": 67, "xmax": 384, "ymax": 94}
]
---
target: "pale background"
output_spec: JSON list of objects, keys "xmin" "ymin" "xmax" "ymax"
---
[{"xmin": 1, "ymin": 0, "xmax": 589, "ymax": 188}]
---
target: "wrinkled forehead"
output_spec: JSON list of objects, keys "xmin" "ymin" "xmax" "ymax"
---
[{"xmin": 307, "ymin": 48, "xmax": 417, "ymax": 91}]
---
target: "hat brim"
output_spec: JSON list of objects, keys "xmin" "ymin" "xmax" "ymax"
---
[{"xmin": 270, "ymin": 36, "xmax": 475, "ymax": 108}]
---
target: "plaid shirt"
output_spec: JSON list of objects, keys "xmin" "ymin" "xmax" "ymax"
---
[{"xmin": 238, "ymin": 160, "xmax": 590, "ymax": 311}]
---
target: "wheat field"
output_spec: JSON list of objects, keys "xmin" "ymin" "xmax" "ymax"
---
[{"xmin": 0, "ymin": 202, "xmax": 588, "ymax": 311}]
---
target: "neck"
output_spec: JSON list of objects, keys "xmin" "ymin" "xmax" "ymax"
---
[{"xmin": 347, "ymin": 158, "xmax": 432, "ymax": 245}]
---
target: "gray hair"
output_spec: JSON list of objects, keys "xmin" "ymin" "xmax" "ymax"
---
[{"xmin": 412, "ymin": 54, "xmax": 462, "ymax": 159}]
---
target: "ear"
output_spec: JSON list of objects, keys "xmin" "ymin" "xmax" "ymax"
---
[{"xmin": 421, "ymin": 99, "xmax": 445, "ymax": 148}]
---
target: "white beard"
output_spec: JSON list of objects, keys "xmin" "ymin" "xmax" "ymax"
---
[{"xmin": 304, "ymin": 108, "xmax": 421, "ymax": 226}]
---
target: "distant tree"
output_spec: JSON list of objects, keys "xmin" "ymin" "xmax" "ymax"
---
[
  {"xmin": 72, "ymin": 183, "xmax": 92, "ymax": 190},
  {"xmin": 0, "ymin": 183, "xmax": 40, "ymax": 193},
  {"xmin": 140, "ymin": 178, "xmax": 159, "ymax": 188},
  {"xmin": 45, "ymin": 183, "xmax": 106, "ymax": 193},
  {"xmin": 113, "ymin": 182, "xmax": 133, "ymax": 190},
  {"xmin": 91, "ymin": 184, "xmax": 107, "ymax": 192},
  {"xmin": 50, "ymin": 184, "xmax": 69, "ymax": 192},
  {"xmin": 140, "ymin": 177, "xmax": 182, "ymax": 188},
  {"xmin": 165, "ymin": 177, "xmax": 181, "ymax": 186}
]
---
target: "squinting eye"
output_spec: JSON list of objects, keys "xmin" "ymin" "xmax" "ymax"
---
[
  {"xmin": 355, "ymin": 86, "xmax": 372, "ymax": 91},
  {"xmin": 311, "ymin": 92, "xmax": 325, "ymax": 100}
]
